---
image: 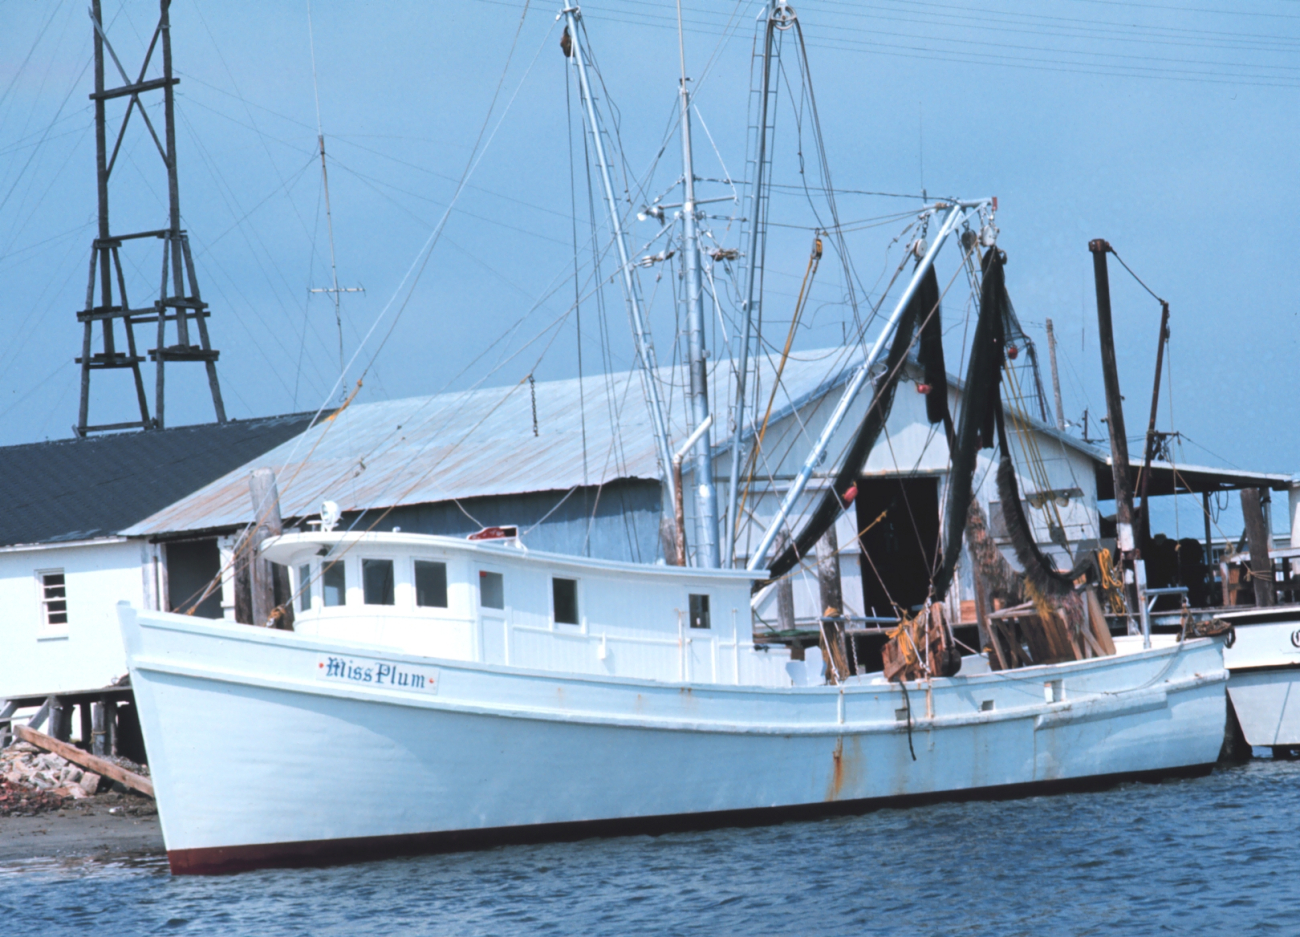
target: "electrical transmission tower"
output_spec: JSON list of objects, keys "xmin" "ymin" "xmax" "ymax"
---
[{"xmin": 77, "ymin": 0, "xmax": 225, "ymax": 435}]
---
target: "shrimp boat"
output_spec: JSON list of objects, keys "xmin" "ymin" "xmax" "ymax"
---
[
  {"xmin": 119, "ymin": 4, "xmax": 1228, "ymax": 874},
  {"xmin": 120, "ymin": 531, "xmax": 1224, "ymax": 874}
]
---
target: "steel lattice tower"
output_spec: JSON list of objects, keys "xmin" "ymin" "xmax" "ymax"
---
[{"xmin": 77, "ymin": 0, "xmax": 225, "ymax": 435}]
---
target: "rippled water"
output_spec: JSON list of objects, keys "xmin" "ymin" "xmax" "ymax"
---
[{"xmin": 4, "ymin": 757, "xmax": 1300, "ymax": 936}]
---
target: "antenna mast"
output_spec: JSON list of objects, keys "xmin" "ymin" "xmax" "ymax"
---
[
  {"xmin": 78, "ymin": 0, "xmax": 226, "ymax": 435},
  {"xmin": 306, "ymin": 1, "xmax": 363, "ymax": 387},
  {"xmin": 724, "ymin": 2, "xmax": 786, "ymax": 567}
]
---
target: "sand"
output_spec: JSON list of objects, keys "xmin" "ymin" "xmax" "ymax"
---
[{"xmin": 0, "ymin": 797, "xmax": 163, "ymax": 863}]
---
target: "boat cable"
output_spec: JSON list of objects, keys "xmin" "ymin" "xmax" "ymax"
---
[{"xmin": 763, "ymin": 238, "xmax": 976, "ymax": 584}]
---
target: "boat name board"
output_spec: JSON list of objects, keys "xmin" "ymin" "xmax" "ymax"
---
[{"xmin": 317, "ymin": 655, "xmax": 439, "ymax": 693}]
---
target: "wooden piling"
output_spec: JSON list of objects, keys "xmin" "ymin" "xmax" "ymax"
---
[
  {"xmin": 248, "ymin": 468, "xmax": 284, "ymax": 627},
  {"xmin": 816, "ymin": 526, "xmax": 843, "ymax": 619},
  {"xmin": 91, "ymin": 701, "xmax": 107, "ymax": 756},
  {"xmin": 1242, "ymin": 487, "xmax": 1276, "ymax": 607}
]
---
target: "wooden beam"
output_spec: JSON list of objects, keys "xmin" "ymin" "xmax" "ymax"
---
[
  {"xmin": 14, "ymin": 724, "xmax": 153, "ymax": 797},
  {"xmin": 1242, "ymin": 488, "xmax": 1277, "ymax": 607}
]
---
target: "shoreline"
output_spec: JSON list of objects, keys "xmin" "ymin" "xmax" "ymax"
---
[{"xmin": 0, "ymin": 798, "xmax": 163, "ymax": 865}]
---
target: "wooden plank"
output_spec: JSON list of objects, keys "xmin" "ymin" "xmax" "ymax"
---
[
  {"xmin": 14, "ymin": 724, "xmax": 153, "ymax": 797},
  {"xmin": 1085, "ymin": 588, "xmax": 1117, "ymax": 656}
]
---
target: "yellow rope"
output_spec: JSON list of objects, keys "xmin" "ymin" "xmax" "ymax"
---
[{"xmin": 1097, "ymin": 547, "xmax": 1127, "ymax": 614}]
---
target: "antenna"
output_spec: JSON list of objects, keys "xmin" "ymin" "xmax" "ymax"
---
[
  {"xmin": 77, "ymin": 0, "xmax": 226, "ymax": 435},
  {"xmin": 306, "ymin": 0, "xmax": 364, "ymax": 392}
]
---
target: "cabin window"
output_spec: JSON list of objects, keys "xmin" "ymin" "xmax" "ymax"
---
[
  {"xmin": 363, "ymin": 559, "xmax": 395, "ymax": 605},
  {"xmin": 322, "ymin": 560, "xmax": 347, "ymax": 607},
  {"xmin": 552, "ymin": 578, "xmax": 579, "ymax": 625},
  {"xmin": 39, "ymin": 570, "xmax": 68, "ymax": 627},
  {"xmin": 479, "ymin": 571, "xmax": 504, "ymax": 610},
  {"xmin": 689, "ymin": 593, "xmax": 710, "ymax": 629},
  {"xmin": 415, "ymin": 560, "xmax": 448, "ymax": 608},
  {"xmin": 298, "ymin": 564, "xmax": 312, "ymax": 611}
]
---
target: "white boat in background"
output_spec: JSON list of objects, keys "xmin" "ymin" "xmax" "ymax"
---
[
  {"xmin": 119, "ymin": 529, "xmax": 1226, "ymax": 875},
  {"xmin": 1213, "ymin": 606, "xmax": 1300, "ymax": 752}
]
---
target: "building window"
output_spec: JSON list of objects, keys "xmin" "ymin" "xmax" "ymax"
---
[
  {"xmin": 322, "ymin": 561, "xmax": 347, "ymax": 607},
  {"xmin": 479, "ymin": 570, "xmax": 504, "ymax": 610},
  {"xmin": 298, "ymin": 564, "xmax": 313, "ymax": 612},
  {"xmin": 39, "ymin": 571, "xmax": 67, "ymax": 627},
  {"xmin": 689, "ymin": 593, "xmax": 710, "ymax": 629},
  {"xmin": 362, "ymin": 559, "xmax": 395, "ymax": 606},
  {"xmin": 552, "ymin": 578, "xmax": 579, "ymax": 625},
  {"xmin": 415, "ymin": 560, "xmax": 448, "ymax": 608}
]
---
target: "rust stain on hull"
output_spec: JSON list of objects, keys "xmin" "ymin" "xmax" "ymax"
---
[
  {"xmin": 826, "ymin": 736, "xmax": 864, "ymax": 802},
  {"xmin": 827, "ymin": 737, "xmax": 844, "ymax": 801}
]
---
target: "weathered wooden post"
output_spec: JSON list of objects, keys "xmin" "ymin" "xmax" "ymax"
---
[
  {"xmin": 816, "ymin": 525, "xmax": 843, "ymax": 619},
  {"xmin": 1089, "ymin": 240, "xmax": 1137, "ymax": 557},
  {"xmin": 248, "ymin": 468, "xmax": 284, "ymax": 627},
  {"xmin": 1242, "ymin": 487, "xmax": 1276, "ymax": 607},
  {"xmin": 816, "ymin": 526, "xmax": 851, "ymax": 680},
  {"xmin": 1090, "ymin": 238, "xmax": 1145, "ymax": 644},
  {"xmin": 91, "ymin": 701, "xmax": 107, "ymax": 756},
  {"xmin": 48, "ymin": 698, "xmax": 68, "ymax": 742},
  {"xmin": 774, "ymin": 533, "xmax": 798, "ymax": 658}
]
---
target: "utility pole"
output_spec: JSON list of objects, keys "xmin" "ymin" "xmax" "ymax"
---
[
  {"xmin": 1045, "ymin": 318, "xmax": 1065, "ymax": 431},
  {"xmin": 78, "ymin": 0, "xmax": 225, "ymax": 435},
  {"xmin": 1137, "ymin": 301, "xmax": 1171, "ymax": 543},
  {"xmin": 676, "ymin": 18, "xmax": 720, "ymax": 568},
  {"xmin": 1089, "ymin": 240, "xmax": 1136, "ymax": 555},
  {"xmin": 1090, "ymin": 238, "xmax": 1145, "ymax": 646}
]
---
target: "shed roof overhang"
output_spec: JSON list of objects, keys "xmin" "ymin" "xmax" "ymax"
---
[{"xmin": 1095, "ymin": 460, "xmax": 1293, "ymax": 500}]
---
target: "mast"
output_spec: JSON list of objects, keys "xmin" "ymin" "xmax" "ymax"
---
[
  {"xmin": 1088, "ymin": 240, "xmax": 1136, "ymax": 555},
  {"xmin": 1045, "ymin": 317, "xmax": 1065, "ymax": 431},
  {"xmin": 676, "ymin": 5, "xmax": 719, "ymax": 568},
  {"xmin": 562, "ymin": 7, "xmax": 677, "ymax": 510},
  {"xmin": 724, "ymin": 2, "xmax": 785, "ymax": 568}
]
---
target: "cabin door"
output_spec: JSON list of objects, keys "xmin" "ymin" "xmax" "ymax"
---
[{"xmin": 476, "ymin": 567, "xmax": 509, "ymax": 665}]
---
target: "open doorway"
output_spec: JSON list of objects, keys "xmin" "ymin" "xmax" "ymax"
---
[
  {"xmin": 166, "ymin": 538, "xmax": 223, "ymax": 618},
  {"xmin": 855, "ymin": 476, "xmax": 941, "ymax": 617}
]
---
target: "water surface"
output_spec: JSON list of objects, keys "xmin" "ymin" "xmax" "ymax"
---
[{"xmin": 3, "ymin": 757, "xmax": 1298, "ymax": 935}]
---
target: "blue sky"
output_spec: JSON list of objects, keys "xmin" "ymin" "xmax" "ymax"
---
[{"xmin": 1, "ymin": 1, "xmax": 1296, "ymax": 536}]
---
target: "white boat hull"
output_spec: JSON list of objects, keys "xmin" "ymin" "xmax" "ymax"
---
[
  {"xmin": 119, "ymin": 607, "xmax": 1228, "ymax": 874},
  {"xmin": 1221, "ymin": 608, "xmax": 1300, "ymax": 747}
]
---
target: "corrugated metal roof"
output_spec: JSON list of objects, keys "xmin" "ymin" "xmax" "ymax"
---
[
  {"xmin": 125, "ymin": 344, "xmax": 1292, "ymax": 539},
  {"xmin": 124, "ymin": 350, "xmax": 869, "ymax": 537},
  {"xmin": 0, "ymin": 413, "xmax": 316, "ymax": 547}
]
